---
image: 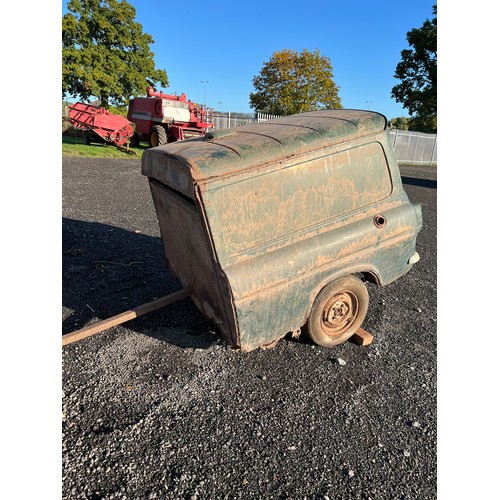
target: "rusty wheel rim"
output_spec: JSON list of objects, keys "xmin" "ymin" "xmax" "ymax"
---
[
  {"xmin": 151, "ymin": 132, "xmax": 158, "ymax": 147},
  {"xmin": 321, "ymin": 291, "xmax": 359, "ymax": 336}
]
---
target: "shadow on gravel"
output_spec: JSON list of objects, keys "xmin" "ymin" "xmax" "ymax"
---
[
  {"xmin": 62, "ymin": 217, "xmax": 217, "ymax": 349},
  {"xmin": 401, "ymin": 176, "xmax": 437, "ymax": 189}
]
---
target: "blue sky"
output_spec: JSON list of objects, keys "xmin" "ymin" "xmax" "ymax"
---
[{"xmin": 61, "ymin": 0, "xmax": 436, "ymax": 119}]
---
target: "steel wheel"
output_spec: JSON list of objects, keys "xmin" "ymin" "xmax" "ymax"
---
[{"xmin": 306, "ymin": 275, "xmax": 369, "ymax": 347}]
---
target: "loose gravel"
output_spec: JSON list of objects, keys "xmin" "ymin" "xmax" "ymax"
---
[{"xmin": 62, "ymin": 157, "xmax": 437, "ymax": 499}]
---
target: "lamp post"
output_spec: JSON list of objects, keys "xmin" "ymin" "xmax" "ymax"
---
[
  {"xmin": 201, "ymin": 80, "xmax": 209, "ymax": 107},
  {"xmin": 218, "ymin": 101, "xmax": 222, "ymax": 112},
  {"xmin": 365, "ymin": 101, "xmax": 373, "ymax": 110}
]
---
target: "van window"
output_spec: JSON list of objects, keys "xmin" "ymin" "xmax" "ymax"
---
[{"xmin": 204, "ymin": 141, "xmax": 392, "ymax": 259}]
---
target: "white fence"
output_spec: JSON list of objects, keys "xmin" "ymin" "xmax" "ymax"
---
[
  {"xmin": 389, "ymin": 129, "xmax": 437, "ymax": 166},
  {"xmin": 256, "ymin": 112, "xmax": 281, "ymax": 122},
  {"xmin": 212, "ymin": 111, "xmax": 280, "ymax": 130},
  {"xmin": 212, "ymin": 112, "xmax": 254, "ymax": 129}
]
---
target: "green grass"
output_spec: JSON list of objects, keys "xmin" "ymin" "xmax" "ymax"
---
[{"xmin": 62, "ymin": 135, "xmax": 147, "ymax": 159}]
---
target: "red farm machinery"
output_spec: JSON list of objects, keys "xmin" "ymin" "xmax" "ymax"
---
[
  {"xmin": 127, "ymin": 86, "xmax": 215, "ymax": 147},
  {"xmin": 68, "ymin": 102, "xmax": 136, "ymax": 153}
]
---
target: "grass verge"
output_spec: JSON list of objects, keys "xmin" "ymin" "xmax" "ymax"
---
[{"xmin": 62, "ymin": 135, "xmax": 147, "ymax": 159}]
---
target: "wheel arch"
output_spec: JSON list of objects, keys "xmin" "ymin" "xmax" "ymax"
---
[{"xmin": 303, "ymin": 265, "xmax": 382, "ymax": 326}]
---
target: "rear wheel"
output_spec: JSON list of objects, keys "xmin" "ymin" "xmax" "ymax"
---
[
  {"xmin": 83, "ymin": 133, "xmax": 91, "ymax": 146},
  {"xmin": 306, "ymin": 275, "xmax": 369, "ymax": 347},
  {"xmin": 149, "ymin": 125, "xmax": 167, "ymax": 148},
  {"xmin": 130, "ymin": 132, "xmax": 141, "ymax": 148}
]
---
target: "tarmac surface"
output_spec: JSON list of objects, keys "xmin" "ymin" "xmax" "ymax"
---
[{"xmin": 62, "ymin": 156, "xmax": 437, "ymax": 499}]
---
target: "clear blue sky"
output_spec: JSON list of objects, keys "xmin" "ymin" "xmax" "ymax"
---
[{"xmin": 61, "ymin": 0, "xmax": 436, "ymax": 119}]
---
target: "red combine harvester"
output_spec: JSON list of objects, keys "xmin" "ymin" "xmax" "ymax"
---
[
  {"xmin": 127, "ymin": 86, "xmax": 214, "ymax": 147},
  {"xmin": 68, "ymin": 102, "xmax": 135, "ymax": 153}
]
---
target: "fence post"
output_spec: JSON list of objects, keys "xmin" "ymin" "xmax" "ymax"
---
[
  {"xmin": 430, "ymin": 134, "xmax": 437, "ymax": 166},
  {"xmin": 411, "ymin": 133, "xmax": 418, "ymax": 166}
]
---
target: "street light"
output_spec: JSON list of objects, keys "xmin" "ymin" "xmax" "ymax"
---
[
  {"xmin": 201, "ymin": 80, "xmax": 209, "ymax": 107},
  {"xmin": 218, "ymin": 101, "xmax": 222, "ymax": 111},
  {"xmin": 365, "ymin": 101, "xmax": 373, "ymax": 110}
]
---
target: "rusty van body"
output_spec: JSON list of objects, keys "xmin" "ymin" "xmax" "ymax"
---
[{"xmin": 141, "ymin": 109, "xmax": 422, "ymax": 351}]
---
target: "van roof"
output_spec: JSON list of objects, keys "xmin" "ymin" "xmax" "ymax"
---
[{"xmin": 142, "ymin": 109, "xmax": 387, "ymax": 187}]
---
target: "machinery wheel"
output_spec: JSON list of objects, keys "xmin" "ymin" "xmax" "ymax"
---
[
  {"xmin": 149, "ymin": 125, "xmax": 167, "ymax": 148},
  {"xmin": 83, "ymin": 133, "xmax": 91, "ymax": 146},
  {"xmin": 306, "ymin": 275, "xmax": 369, "ymax": 347},
  {"xmin": 130, "ymin": 132, "xmax": 141, "ymax": 148}
]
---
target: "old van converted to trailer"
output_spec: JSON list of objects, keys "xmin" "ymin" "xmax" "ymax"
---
[{"xmin": 141, "ymin": 110, "xmax": 422, "ymax": 351}]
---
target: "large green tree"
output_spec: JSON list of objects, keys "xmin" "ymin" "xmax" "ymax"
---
[
  {"xmin": 62, "ymin": 0, "xmax": 168, "ymax": 107},
  {"xmin": 249, "ymin": 49, "xmax": 342, "ymax": 116},
  {"xmin": 391, "ymin": 5, "xmax": 437, "ymax": 132}
]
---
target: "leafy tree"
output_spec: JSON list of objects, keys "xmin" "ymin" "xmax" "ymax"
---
[
  {"xmin": 391, "ymin": 5, "xmax": 437, "ymax": 132},
  {"xmin": 249, "ymin": 49, "xmax": 341, "ymax": 115},
  {"xmin": 62, "ymin": 0, "xmax": 168, "ymax": 107},
  {"xmin": 389, "ymin": 116, "xmax": 409, "ymax": 130}
]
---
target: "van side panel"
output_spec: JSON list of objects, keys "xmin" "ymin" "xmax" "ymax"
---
[
  {"xmin": 203, "ymin": 142, "xmax": 392, "ymax": 263},
  {"xmin": 199, "ymin": 135, "xmax": 419, "ymax": 351},
  {"xmin": 226, "ymin": 199, "xmax": 420, "ymax": 351},
  {"xmin": 204, "ymin": 141, "xmax": 392, "ymax": 262}
]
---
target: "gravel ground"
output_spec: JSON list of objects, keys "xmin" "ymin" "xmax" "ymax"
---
[{"xmin": 62, "ymin": 156, "xmax": 437, "ymax": 499}]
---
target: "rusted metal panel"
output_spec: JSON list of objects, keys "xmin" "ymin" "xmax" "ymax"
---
[
  {"xmin": 201, "ymin": 141, "xmax": 392, "ymax": 262},
  {"xmin": 142, "ymin": 110, "xmax": 387, "ymax": 183},
  {"xmin": 142, "ymin": 109, "xmax": 421, "ymax": 351},
  {"xmin": 220, "ymin": 196, "xmax": 420, "ymax": 351},
  {"xmin": 147, "ymin": 179, "xmax": 238, "ymax": 346},
  {"xmin": 142, "ymin": 148, "xmax": 196, "ymax": 198}
]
